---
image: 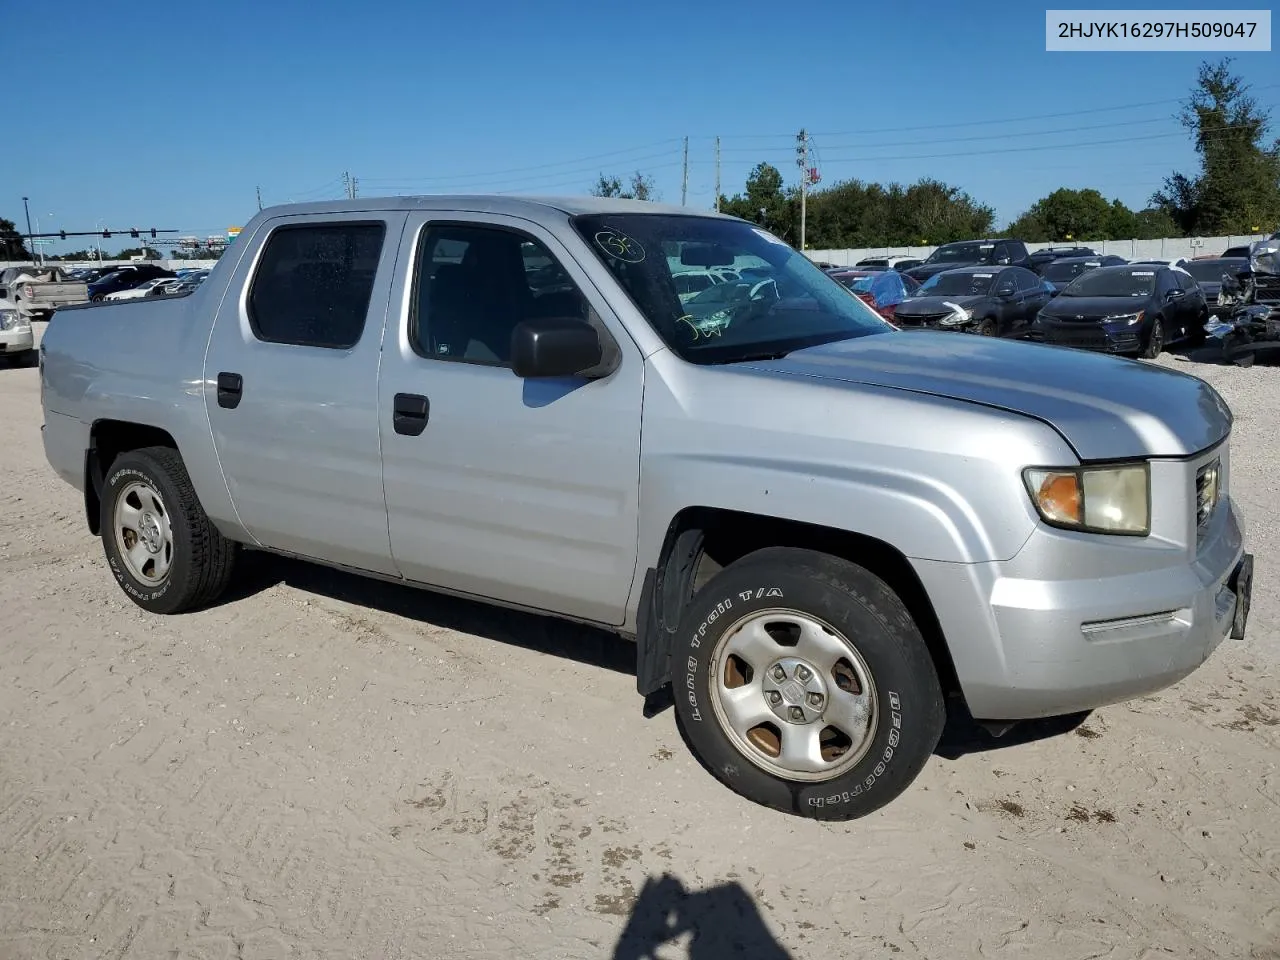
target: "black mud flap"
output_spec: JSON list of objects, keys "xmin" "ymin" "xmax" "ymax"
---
[
  {"xmin": 1229, "ymin": 553, "xmax": 1253, "ymax": 641},
  {"xmin": 635, "ymin": 568, "xmax": 670, "ymax": 697}
]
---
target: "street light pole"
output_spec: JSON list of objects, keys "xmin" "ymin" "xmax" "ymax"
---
[{"xmin": 21, "ymin": 197, "xmax": 35, "ymax": 265}]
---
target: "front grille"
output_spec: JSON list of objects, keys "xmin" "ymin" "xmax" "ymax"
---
[
  {"xmin": 1044, "ymin": 328, "xmax": 1109, "ymax": 349},
  {"xmin": 896, "ymin": 311, "xmax": 949, "ymax": 327},
  {"xmin": 1196, "ymin": 458, "xmax": 1221, "ymax": 529}
]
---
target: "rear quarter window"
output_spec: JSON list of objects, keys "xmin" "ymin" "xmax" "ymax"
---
[{"xmin": 247, "ymin": 222, "xmax": 385, "ymax": 349}]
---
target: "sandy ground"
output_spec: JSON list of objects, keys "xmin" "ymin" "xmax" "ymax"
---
[{"xmin": 1, "ymin": 330, "xmax": 1278, "ymax": 960}]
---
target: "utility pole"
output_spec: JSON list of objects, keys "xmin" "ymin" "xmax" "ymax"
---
[
  {"xmin": 681, "ymin": 137, "xmax": 689, "ymax": 206},
  {"xmin": 351, "ymin": 176, "xmax": 359, "ymax": 199},
  {"xmin": 796, "ymin": 129, "xmax": 809, "ymax": 252},
  {"xmin": 256, "ymin": 185, "xmax": 263, "ymax": 211},
  {"xmin": 714, "ymin": 137, "xmax": 721, "ymax": 212},
  {"xmin": 342, "ymin": 171, "xmax": 352, "ymax": 200},
  {"xmin": 21, "ymin": 197, "xmax": 35, "ymax": 264}
]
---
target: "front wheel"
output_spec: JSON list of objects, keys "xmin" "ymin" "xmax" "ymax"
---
[
  {"xmin": 672, "ymin": 547, "xmax": 945, "ymax": 820},
  {"xmin": 976, "ymin": 317, "xmax": 997, "ymax": 337},
  {"xmin": 100, "ymin": 446, "xmax": 238, "ymax": 614},
  {"xmin": 1141, "ymin": 316, "xmax": 1165, "ymax": 359}
]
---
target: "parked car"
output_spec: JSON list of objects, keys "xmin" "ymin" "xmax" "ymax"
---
[
  {"xmin": 855, "ymin": 256, "xmax": 923, "ymax": 272},
  {"xmin": 1182, "ymin": 258, "xmax": 1250, "ymax": 317},
  {"xmin": 87, "ymin": 265, "xmax": 175, "ymax": 301},
  {"xmin": 836, "ymin": 269, "xmax": 920, "ymax": 320},
  {"xmin": 672, "ymin": 268, "xmax": 738, "ymax": 304},
  {"xmin": 1040, "ymin": 255, "xmax": 1128, "ymax": 296},
  {"xmin": 894, "ymin": 265, "xmax": 1049, "ymax": 337},
  {"xmin": 1024, "ymin": 246, "xmax": 1101, "ymax": 275},
  {"xmin": 39, "ymin": 196, "xmax": 1252, "ymax": 821},
  {"xmin": 903, "ymin": 238, "xmax": 1030, "ymax": 284},
  {"xmin": 0, "ymin": 265, "xmax": 89, "ymax": 322},
  {"xmin": 0, "ymin": 302, "xmax": 35, "ymax": 366},
  {"xmin": 1032, "ymin": 263, "xmax": 1209, "ymax": 357},
  {"xmin": 1129, "ymin": 257, "xmax": 1191, "ymax": 274},
  {"xmin": 103, "ymin": 277, "xmax": 182, "ymax": 301},
  {"xmin": 1221, "ymin": 245, "xmax": 1252, "ymax": 259}
]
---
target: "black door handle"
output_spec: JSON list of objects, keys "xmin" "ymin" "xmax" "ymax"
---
[
  {"xmin": 217, "ymin": 372, "xmax": 243, "ymax": 409},
  {"xmin": 393, "ymin": 393, "xmax": 429, "ymax": 436}
]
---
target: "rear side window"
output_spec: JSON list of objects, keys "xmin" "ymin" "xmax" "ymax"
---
[{"xmin": 248, "ymin": 222, "xmax": 386, "ymax": 348}]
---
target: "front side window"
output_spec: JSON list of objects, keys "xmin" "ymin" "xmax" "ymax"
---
[
  {"xmin": 411, "ymin": 224, "xmax": 592, "ymax": 365},
  {"xmin": 572, "ymin": 214, "xmax": 889, "ymax": 364},
  {"xmin": 248, "ymin": 222, "xmax": 385, "ymax": 348}
]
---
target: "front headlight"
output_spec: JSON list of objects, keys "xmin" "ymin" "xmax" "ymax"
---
[
  {"xmin": 0, "ymin": 308, "xmax": 18, "ymax": 330},
  {"xmin": 1023, "ymin": 463, "xmax": 1150, "ymax": 536},
  {"xmin": 1103, "ymin": 310, "xmax": 1144, "ymax": 326},
  {"xmin": 939, "ymin": 307, "xmax": 973, "ymax": 326}
]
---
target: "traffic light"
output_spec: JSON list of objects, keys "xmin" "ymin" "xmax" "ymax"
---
[
  {"xmin": 102, "ymin": 229, "xmax": 111, "ymax": 238},
  {"xmin": 59, "ymin": 230, "xmax": 66, "ymax": 240},
  {"xmin": 150, "ymin": 228, "xmax": 157, "ymax": 238},
  {"xmin": 130, "ymin": 228, "xmax": 139, "ymax": 239}
]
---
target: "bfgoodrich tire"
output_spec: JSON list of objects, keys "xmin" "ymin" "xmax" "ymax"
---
[
  {"xmin": 672, "ymin": 547, "xmax": 945, "ymax": 820},
  {"xmin": 100, "ymin": 446, "xmax": 237, "ymax": 614}
]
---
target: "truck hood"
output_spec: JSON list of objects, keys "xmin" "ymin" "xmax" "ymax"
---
[{"xmin": 741, "ymin": 331, "xmax": 1231, "ymax": 461}]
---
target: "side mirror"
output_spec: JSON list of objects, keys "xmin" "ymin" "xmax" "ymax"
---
[
  {"xmin": 1166, "ymin": 289, "xmax": 1182, "ymax": 301},
  {"xmin": 511, "ymin": 317, "xmax": 607, "ymax": 379},
  {"xmin": 995, "ymin": 257, "xmax": 1011, "ymax": 266},
  {"xmin": 995, "ymin": 284, "xmax": 1016, "ymax": 298}
]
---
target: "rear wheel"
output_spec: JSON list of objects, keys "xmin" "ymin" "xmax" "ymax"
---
[
  {"xmin": 1141, "ymin": 316, "xmax": 1165, "ymax": 359},
  {"xmin": 672, "ymin": 547, "xmax": 945, "ymax": 820},
  {"xmin": 100, "ymin": 446, "xmax": 237, "ymax": 614}
]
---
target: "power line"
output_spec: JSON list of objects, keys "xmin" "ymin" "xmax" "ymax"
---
[
  {"xmin": 695, "ymin": 123, "xmax": 1266, "ymax": 170},
  {"xmin": 359, "ymin": 139, "xmax": 682, "ymax": 186},
  {"xmin": 360, "ymin": 150, "xmax": 682, "ymax": 195},
  {"xmin": 703, "ymin": 83, "xmax": 1280, "ymax": 142}
]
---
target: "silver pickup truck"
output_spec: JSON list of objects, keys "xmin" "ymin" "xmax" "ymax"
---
[{"xmin": 38, "ymin": 197, "xmax": 1253, "ymax": 819}]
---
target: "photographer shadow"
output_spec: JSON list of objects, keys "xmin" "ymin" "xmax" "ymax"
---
[{"xmin": 612, "ymin": 874, "xmax": 792, "ymax": 960}]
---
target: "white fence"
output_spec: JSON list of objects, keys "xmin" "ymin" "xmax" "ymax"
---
[
  {"xmin": 3, "ymin": 234, "xmax": 1269, "ymax": 274},
  {"xmin": 805, "ymin": 235, "xmax": 1267, "ymax": 266}
]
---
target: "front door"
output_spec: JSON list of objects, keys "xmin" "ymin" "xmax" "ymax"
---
[
  {"xmin": 204, "ymin": 213, "xmax": 405, "ymax": 575},
  {"xmin": 377, "ymin": 214, "xmax": 643, "ymax": 625}
]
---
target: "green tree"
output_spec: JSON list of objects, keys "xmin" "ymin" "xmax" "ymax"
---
[
  {"xmin": 1152, "ymin": 58, "xmax": 1280, "ymax": 234},
  {"xmin": 719, "ymin": 162, "xmax": 796, "ymax": 240},
  {"xmin": 1007, "ymin": 188, "xmax": 1114, "ymax": 241},
  {"xmin": 0, "ymin": 217, "xmax": 32, "ymax": 260},
  {"xmin": 590, "ymin": 171, "xmax": 658, "ymax": 201}
]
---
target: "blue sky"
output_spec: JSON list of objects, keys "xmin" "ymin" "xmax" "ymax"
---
[{"xmin": 5, "ymin": 0, "xmax": 1277, "ymax": 255}]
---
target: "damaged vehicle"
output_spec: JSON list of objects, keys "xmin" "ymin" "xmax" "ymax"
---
[
  {"xmin": 1207, "ymin": 231, "xmax": 1280, "ymax": 366},
  {"xmin": 893, "ymin": 265, "xmax": 1048, "ymax": 337}
]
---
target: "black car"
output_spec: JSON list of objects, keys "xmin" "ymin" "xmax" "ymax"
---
[
  {"xmin": 87, "ymin": 264, "xmax": 174, "ymax": 301},
  {"xmin": 893, "ymin": 265, "xmax": 1050, "ymax": 337},
  {"xmin": 1032, "ymin": 264, "xmax": 1209, "ymax": 358},
  {"xmin": 902, "ymin": 238, "xmax": 1030, "ymax": 284},
  {"xmin": 1024, "ymin": 245, "xmax": 1101, "ymax": 275},
  {"xmin": 1183, "ymin": 257, "xmax": 1249, "ymax": 316},
  {"xmin": 1221, "ymin": 245, "xmax": 1252, "ymax": 259},
  {"xmin": 1040, "ymin": 255, "xmax": 1128, "ymax": 295}
]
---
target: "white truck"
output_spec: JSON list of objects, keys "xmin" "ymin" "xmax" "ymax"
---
[{"xmin": 0, "ymin": 265, "xmax": 89, "ymax": 324}]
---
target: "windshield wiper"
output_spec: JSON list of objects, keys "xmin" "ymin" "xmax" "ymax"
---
[{"xmin": 708, "ymin": 349, "xmax": 793, "ymax": 364}]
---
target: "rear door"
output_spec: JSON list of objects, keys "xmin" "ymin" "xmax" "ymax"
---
[{"xmin": 203, "ymin": 212, "xmax": 406, "ymax": 575}]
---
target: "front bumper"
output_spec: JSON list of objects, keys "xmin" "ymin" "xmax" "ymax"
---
[
  {"xmin": 1031, "ymin": 317, "xmax": 1142, "ymax": 354},
  {"xmin": 913, "ymin": 494, "xmax": 1249, "ymax": 720},
  {"xmin": 0, "ymin": 326, "xmax": 35, "ymax": 354}
]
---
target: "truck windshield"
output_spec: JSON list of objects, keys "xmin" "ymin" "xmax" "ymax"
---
[
  {"xmin": 923, "ymin": 242, "xmax": 987, "ymax": 264},
  {"xmin": 571, "ymin": 214, "xmax": 891, "ymax": 363}
]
